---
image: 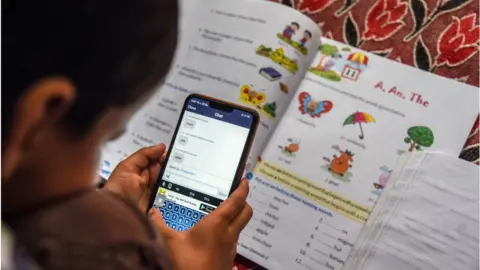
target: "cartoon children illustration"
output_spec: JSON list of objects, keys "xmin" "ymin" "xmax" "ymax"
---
[
  {"xmin": 282, "ymin": 22, "xmax": 299, "ymax": 40},
  {"xmin": 299, "ymin": 30, "xmax": 312, "ymax": 47}
]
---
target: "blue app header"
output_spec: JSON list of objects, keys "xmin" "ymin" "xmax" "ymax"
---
[{"xmin": 186, "ymin": 97, "xmax": 254, "ymax": 129}]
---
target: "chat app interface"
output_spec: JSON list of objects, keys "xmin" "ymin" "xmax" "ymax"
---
[{"xmin": 153, "ymin": 97, "xmax": 253, "ymax": 231}]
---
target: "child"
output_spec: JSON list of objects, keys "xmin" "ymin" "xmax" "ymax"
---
[
  {"xmin": 300, "ymin": 30, "xmax": 312, "ymax": 47},
  {"xmin": 282, "ymin": 22, "xmax": 300, "ymax": 40},
  {"xmin": 2, "ymin": 0, "xmax": 252, "ymax": 269}
]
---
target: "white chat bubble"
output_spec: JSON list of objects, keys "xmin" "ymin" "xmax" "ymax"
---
[{"xmin": 184, "ymin": 118, "xmax": 196, "ymax": 129}]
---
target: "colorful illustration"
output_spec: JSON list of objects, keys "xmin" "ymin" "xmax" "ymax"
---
[
  {"xmin": 343, "ymin": 111, "xmax": 376, "ymax": 140},
  {"xmin": 279, "ymin": 82, "xmax": 289, "ymax": 94},
  {"xmin": 299, "ymin": 30, "xmax": 312, "ymax": 48},
  {"xmin": 372, "ymin": 166, "xmax": 392, "ymax": 196},
  {"xmin": 239, "ymin": 84, "xmax": 277, "ymax": 118},
  {"xmin": 308, "ymin": 44, "xmax": 342, "ymax": 81},
  {"xmin": 256, "ymin": 45, "xmax": 298, "ymax": 74},
  {"xmin": 344, "ymin": 52, "xmax": 369, "ymax": 80},
  {"xmin": 262, "ymin": 102, "xmax": 277, "ymax": 118},
  {"xmin": 404, "ymin": 126, "xmax": 434, "ymax": 152},
  {"xmin": 259, "ymin": 67, "xmax": 282, "ymax": 81},
  {"xmin": 281, "ymin": 22, "xmax": 299, "ymax": 40},
  {"xmin": 298, "ymin": 91, "xmax": 333, "ymax": 118},
  {"xmin": 256, "ymin": 45, "xmax": 271, "ymax": 57},
  {"xmin": 308, "ymin": 44, "xmax": 369, "ymax": 81},
  {"xmin": 276, "ymin": 22, "xmax": 310, "ymax": 55},
  {"xmin": 239, "ymin": 84, "xmax": 266, "ymax": 108},
  {"xmin": 322, "ymin": 145, "xmax": 354, "ymax": 182},
  {"xmin": 278, "ymin": 138, "xmax": 300, "ymax": 157}
]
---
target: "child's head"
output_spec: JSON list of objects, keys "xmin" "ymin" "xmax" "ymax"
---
[
  {"xmin": 2, "ymin": 0, "xmax": 178, "ymax": 207},
  {"xmin": 291, "ymin": 22, "xmax": 300, "ymax": 31},
  {"xmin": 304, "ymin": 30, "xmax": 312, "ymax": 39}
]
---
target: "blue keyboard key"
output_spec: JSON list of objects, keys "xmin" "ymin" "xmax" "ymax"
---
[{"xmin": 160, "ymin": 201, "xmax": 207, "ymax": 231}]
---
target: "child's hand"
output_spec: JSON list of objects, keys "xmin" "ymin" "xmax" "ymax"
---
[
  {"xmin": 149, "ymin": 179, "xmax": 253, "ymax": 270},
  {"xmin": 103, "ymin": 144, "xmax": 166, "ymax": 212}
]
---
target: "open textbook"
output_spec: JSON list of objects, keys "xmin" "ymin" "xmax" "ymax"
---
[
  {"xmin": 99, "ymin": 0, "xmax": 479, "ymax": 269},
  {"xmin": 345, "ymin": 152, "xmax": 479, "ymax": 270}
]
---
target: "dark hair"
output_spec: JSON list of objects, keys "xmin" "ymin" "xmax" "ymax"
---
[
  {"xmin": 2, "ymin": 0, "xmax": 178, "ymax": 139},
  {"xmin": 291, "ymin": 22, "xmax": 300, "ymax": 28},
  {"xmin": 304, "ymin": 30, "xmax": 312, "ymax": 38}
]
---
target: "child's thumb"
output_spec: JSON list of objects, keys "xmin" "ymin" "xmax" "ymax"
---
[{"xmin": 148, "ymin": 208, "xmax": 175, "ymax": 238}]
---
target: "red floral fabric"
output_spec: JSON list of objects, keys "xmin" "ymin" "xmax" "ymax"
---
[
  {"xmin": 286, "ymin": 0, "xmax": 480, "ymax": 164},
  {"xmin": 363, "ymin": 0, "xmax": 408, "ymax": 41}
]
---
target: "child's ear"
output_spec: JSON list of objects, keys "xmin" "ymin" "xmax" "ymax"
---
[{"xmin": 2, "ymin": 77, "xmax": 76, "ymax": 180}]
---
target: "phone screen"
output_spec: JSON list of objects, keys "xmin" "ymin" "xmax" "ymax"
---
[{"xmin": 151, "ymin": 96, "xmax": 256, "ymax": 231}]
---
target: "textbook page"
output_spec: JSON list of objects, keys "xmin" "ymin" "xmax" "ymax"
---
[
  {"xmin": 99, "ymin": 0, "xmax": 201, "ymax": 176},
  {"xmin": 344, "ymin": 152, "xmax": 479, "ymax": 270},
  {"xmin": 100, "ymin": 0, "xmax": 322, "ymax": 178},
  {"xmin": 236, "ymin": 38, "xmax": 479, "ymax": 270}
]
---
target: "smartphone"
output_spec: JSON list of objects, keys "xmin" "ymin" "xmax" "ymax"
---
[{"xmin": 148, "ymin": 94, "xmax": 259, "ymax": 231}]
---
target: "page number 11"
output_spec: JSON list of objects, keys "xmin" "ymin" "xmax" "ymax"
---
[{"xmin": 341, "ymin": 66, "xmax": 360, "ymax": 81}]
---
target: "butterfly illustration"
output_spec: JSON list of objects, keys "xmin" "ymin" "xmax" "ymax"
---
[{"xmin": 298, "ymin": 92, "xmax": 333, "ymax": 118}]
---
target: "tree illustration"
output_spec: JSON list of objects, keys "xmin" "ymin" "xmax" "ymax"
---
[
  {"xmin": 404, "ymin": 126, "xmax": 434, "ymax": 152},
  {"xmin": 318, "ymin": 44, "xmax": 338, "ymax": 56},
  {"xmin": 263, "ymin": 102, "xmax": 277, "ymax": 117}
]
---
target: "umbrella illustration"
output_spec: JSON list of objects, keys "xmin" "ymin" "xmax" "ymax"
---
[
  {"xmin": 343, "ymin": 111, "xmax": 375, "ymax": 139},
  {"xmin": 347, "ymin": 52, "xmax": 369, "ymax": 64},
  {"xmin": 347, "ymin": 52, "xmax": 369, "ymax": 69}
]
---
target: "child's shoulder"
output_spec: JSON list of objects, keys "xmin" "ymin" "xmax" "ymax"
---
[
  {"xmin": 9, "ymin": 190, "xmax": 166, "ymax": 269},
  {"xmin": 12, "ymin": 190, "xmax": 155, "ymax": 244}
]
